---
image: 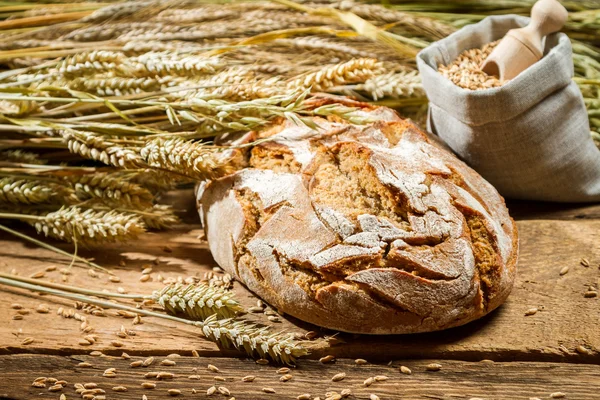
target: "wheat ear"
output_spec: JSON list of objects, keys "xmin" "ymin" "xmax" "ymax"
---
[
  {"xmin": 68, "ymin": 173, "xmax": 154, "ymax": 208},
  {"xmin": 9, "ymin": 206, "xmax": 147, "ymax": 245},
  {"xmin": 152, "ymin": 283, "xmax": 243, "ymax": 320},
  {"xmin": 141, "ymin": 137, "xmax": 235, "ymax": 181}
]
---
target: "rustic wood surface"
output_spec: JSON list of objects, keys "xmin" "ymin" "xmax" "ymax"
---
[
  {"xmin": 2, "ymin": 355, "xmax": 600, "ymax": 400},
  {"xmin": 0, "ymin": 190, "xmax": 599, "ymax": 399}
]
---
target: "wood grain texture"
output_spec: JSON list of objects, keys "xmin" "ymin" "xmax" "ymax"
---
[
  {"xmin": 0, "ymin": 215, "xmax": 598, "ymax": 363},
  {"xmin": 1, "ymin": 354, "xmax": 599, "ymax": 400}
]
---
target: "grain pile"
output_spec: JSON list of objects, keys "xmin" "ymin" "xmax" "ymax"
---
[{"xmin": 438, "ymin": 41, "xmax": 504, "ymax": 90}]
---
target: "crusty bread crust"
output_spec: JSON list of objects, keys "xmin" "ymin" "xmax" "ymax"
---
[{"xmin": 199, "ymin": 96, "xmax": 518, "ymax": 334}]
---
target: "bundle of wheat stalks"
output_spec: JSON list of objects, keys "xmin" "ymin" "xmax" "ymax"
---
[{"xmin": 0, "ymin": 0, "xmax": 599, "ymax": 248}]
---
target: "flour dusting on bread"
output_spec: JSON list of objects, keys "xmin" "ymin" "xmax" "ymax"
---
[{"xmin": 199, "ymin": 97, "xmax": 518, "ymax": 334}]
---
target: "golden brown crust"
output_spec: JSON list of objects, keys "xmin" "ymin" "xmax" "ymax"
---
[{"xmin": 199, "ymin": 98, "xmax": 518, "ymax": 334}]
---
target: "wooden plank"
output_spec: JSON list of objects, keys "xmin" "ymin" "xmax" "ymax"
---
[
  {"xmin": 507, "ymin": 200, "xmax": 600, "ymax": 221},
  {"xmin": 2, "ymin": 354, "xmax": 599, "ymax": 400},
  {"xmin": 0, "ymin": 213, "xmax": 599, "ymax": 363}
]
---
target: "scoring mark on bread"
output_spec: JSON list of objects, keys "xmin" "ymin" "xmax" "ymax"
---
[{"xmin": 201, "ymin": 99, "xmax": 517, "ymax": 333}]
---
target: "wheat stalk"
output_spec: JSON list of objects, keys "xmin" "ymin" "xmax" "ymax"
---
[{"xmin": 0, "ymin": 276, "xmax": 308, "ymax": 365}]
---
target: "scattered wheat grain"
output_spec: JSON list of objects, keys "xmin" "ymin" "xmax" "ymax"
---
[
  {"xmin": 331, "ymin": 372, "xmax": 346, "ymax": 382},
  {"xmin": 142, "ymin": 356, "xmax": 154, "ymax": 366},
  {"xmin": 525, "ymin": 307, "xmax": 538, "ymax": 316},
  {"xmin": 208, "ymin": 364, "xmax": 219, "ymax": 372},
  {"xmin": 21, "ymin": 337, "xmax": 34, "ymax": 345},
  {"xmin": 320, "ymin": 355, "xmax": 336, "ymax": 363},
  {"xmin": 218, "ymin": 387, "xmax": 230, "ymax": 395},
  {"xmin": 36, "ymin": 304, "xmax": 50, "ymax": 313},
  {"xmin": 157, "ymin": 372, "xmax": 174, "ymax": 379},
  {"xmin": 426, "ymin": 363, "xmax": 442, "ymax": 371}
]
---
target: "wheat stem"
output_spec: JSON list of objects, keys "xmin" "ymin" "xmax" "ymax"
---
[
  {"xmin": 0, "ymin": 223, "xmax": 109, "ymax": 273},
  {"xmin": 0, "ymin": 276, "xmax": 307, "ymax": 364}
]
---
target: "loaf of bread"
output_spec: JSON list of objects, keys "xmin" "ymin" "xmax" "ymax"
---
[{"xmin": 198, "ymin": 96, "xmax": 518, "ymax": 334}]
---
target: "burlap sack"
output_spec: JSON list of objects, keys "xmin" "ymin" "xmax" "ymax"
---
[{"xmin": 417, "ymin": 15, "xmax": 600, "ymax": 202}]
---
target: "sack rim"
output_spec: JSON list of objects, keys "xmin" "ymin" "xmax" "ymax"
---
[{"xmin": 416, "ymin": 15, "xmax": 575, "ymax": 125}]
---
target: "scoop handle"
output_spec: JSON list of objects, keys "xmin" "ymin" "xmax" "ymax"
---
[{"xmin": 520, "ymin": 0, "xmax": 568, "ymax": 53}]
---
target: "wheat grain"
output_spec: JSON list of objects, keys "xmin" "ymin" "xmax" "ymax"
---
[
  {"xmin": 438, "ymin": 41, "xmax": 503, "ymax": 90},
  {"xmin": 426, "ymin": 363, "xmax": 442, "ymax": 371}
]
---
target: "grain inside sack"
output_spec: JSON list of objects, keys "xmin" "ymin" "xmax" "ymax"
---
[{"xmin": 417, "ymin": 15, "xmax": 600, "ymax": 202}]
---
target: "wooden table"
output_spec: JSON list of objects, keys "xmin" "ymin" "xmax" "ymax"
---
[{"xmin": 1, "ymin": 191, "xmax": 599, "ymax": 400}]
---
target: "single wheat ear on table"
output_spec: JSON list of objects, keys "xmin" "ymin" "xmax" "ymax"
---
[{"xmin": 151, "ymin": 283, "xmax": 244, "ymax": 320}]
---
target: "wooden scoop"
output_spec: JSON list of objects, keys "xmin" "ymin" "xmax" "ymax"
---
[{"xmin": 481, "ymin": 0, "xmax": 568, "ymax": 81}]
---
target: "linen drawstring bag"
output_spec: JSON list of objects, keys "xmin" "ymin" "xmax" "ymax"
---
[{"xmin": 416, "ymin": 15, "xmax": 600, "ymax": 202}]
